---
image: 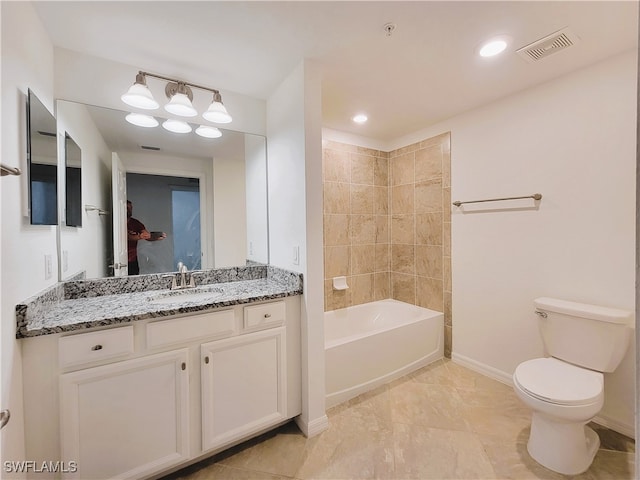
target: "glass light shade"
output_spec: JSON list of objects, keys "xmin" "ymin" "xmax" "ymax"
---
[
  {"xmin": 202, "ymin": 101, "xmax": 232, "ymax": 124},
  {"xmin": 195, "ymin": 125, "xmax": 222, "ymax": 138},
  {"xmin": 162, "ymin": 119, "xmax": 192, "ymax": 134},
  {"xmin": 121, "ymin": 83, "xmax": 159, "ymax": 110},
  {"xmin": 164, "ymin": 93, "xmax": 197, "ymax": 117},
  {"xmin": 125, "ymin": 113, "xmax": 159, "ymax": 128}
]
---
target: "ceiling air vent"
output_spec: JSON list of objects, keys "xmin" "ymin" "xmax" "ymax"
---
[
  {"xmin": 516, "ymin": 28, "xmax": 579, "ymax": 63},
  {"xmin": 140, "ymin": 145, "xmax": 160, "ymax": 151}
]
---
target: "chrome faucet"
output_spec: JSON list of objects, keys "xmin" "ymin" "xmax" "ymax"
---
[{"xmin": 163, "ymin": 262, "xmax": 196, "ymax": 290}]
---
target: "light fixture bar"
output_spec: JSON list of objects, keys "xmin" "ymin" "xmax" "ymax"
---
[{"xmin": 138, "ymin": 71, "xmax": 221, "ymax": 96}]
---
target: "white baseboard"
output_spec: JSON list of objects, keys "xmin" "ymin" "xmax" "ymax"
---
[
  {"xmin": 451, "ymin": 352, "xmax": 635, "ymax": 439},
  {"xmin": 451, "ymin": 352, "xmax": 513, "ymax": 386},
  {"xmin": 295, "ymin": 414, "xmax": 329, "ymax": 438},
  {"xmin": 593, "ymin": 414, "xmax": 635, "ymax": 439}
]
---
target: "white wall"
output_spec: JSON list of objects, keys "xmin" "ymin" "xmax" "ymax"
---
[
  {"xmin": 392, "ymin": 51, "xmax": 637, "ymax": 436},
  {"xmin": 213, "ymin": 155, "xmax": 247, "ymax": 268},
  {"xmin": 0, "ymin": 1, "xmax": 57, "ymax": 469},
  {"xmin": 267, "ymin": 60, "xmax": 327, "ymax": 436},
  {"xmin": 245, "ymin": 135, "xmax": 269, "ymax": 264},
  {"xmin": 56, "ymin": 101, "xmax": 112, "ymax": 279}
]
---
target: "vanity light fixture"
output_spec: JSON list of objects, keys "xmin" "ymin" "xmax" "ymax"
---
[
  {"xmin": 162, "ymin": 118, "xmax": 192, "ymax": 134},
  {"xmin": 164, "ymin": 82, "xmax": 198, "ymax": 117},
  {"xmin": 125, "ymin": 113, "xmax": 159, "ymax": 128},
  {"xmin": 121, "ymin": 73, "xmax": 160, "ymax": 110},
  {"xmin": 121, "ymin": 71, "xmax": 232, "ymax": 124},
  {"xmin": 195, "ymin": 125, "xmax": 222, "ymax": 138},
  {"xmin": 202, "ymin": 92, "xmax": 232, "ymax": 124}
]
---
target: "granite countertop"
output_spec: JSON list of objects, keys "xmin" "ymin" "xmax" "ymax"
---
[{"xmin": 16, "ymin": 266, "xmax": 303, "ymax": 338}]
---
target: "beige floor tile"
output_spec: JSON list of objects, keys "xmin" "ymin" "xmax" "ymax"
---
[
  {"xmin": 575, "ymin": 449, "xmax": 635, "ymax": 480},
  {"xmin": 170, "ymin": 463, "xmax": 292, "ymax": 480},
  {"xmin": 217, "ymin": 423, "xmax": 309, "ymax": 478},
  {"xmin": 165, "ymin": 358, "xmax": 636, "ymax": 480},
  {"xmin": 393, "ymin": 423, "xmax": 496, "ymax": 479},
  {"xmin": 295, "ymin": 416, "xmax": 395, "ymax": 479},
  {"xmin": 480, "ymin": 435, "xmax": 569, "ymax": 480},
  {"xmin": 408, "ymin": 359, "xmax": 455, "ymax": 386},
  {"xmin": 390, "ymin": 380, "xmax": 470, "ymax": 432}
]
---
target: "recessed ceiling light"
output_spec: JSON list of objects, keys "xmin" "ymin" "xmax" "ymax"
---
[
  {"xmin": 479, "ymin": 36, "xmax": 510, "ymax": 58},
  {"xmin": 352, "ymin": 114, "xmax": 368, "ymax": 124}
]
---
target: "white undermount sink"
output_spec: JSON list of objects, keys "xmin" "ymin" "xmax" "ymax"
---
[{"xmin": 148, "ymin": 286, "xmax": 225, "ymax": 305}]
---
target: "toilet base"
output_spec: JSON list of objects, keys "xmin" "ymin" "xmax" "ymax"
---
[{"xmin": 527, "ymin": 412, "xmax": 600, "ymax": 475}]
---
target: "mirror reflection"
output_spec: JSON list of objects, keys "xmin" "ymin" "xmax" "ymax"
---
[
  {"xmin": 65, "ymin": 133, "xmax": 82, "ymax": 227},
  {"xmin": 56, "ymin": 100, "xmax": 269, "ymax": 280},
  {"xmin": 28, "ymin": 90, "xmax": 58, "ymax": 225}
]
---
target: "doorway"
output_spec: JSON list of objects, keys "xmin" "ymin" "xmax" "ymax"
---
[
  {"xmin": 171, "ymin": 187, "xmax": 201, "ymax": 270},
  {"xmin": 126, "ymin": 173, "xmax": 201, "ymax": 274}
]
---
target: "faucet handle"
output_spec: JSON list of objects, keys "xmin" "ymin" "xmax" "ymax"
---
[
  {"xmin": 161, "ymin": 274, "xmax": 178, "ymax": 290},
  {"xmin": 177, "ymin": 261, "xmax": 184, "ymax": 273}
]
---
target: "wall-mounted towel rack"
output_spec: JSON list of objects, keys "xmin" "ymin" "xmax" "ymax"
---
[
  {"xmin": 452, "ymin": 193, "xmax": 542, "ymax": 207},
  {"xmin": 85, "ymin": 205, "xmax": 110, "ymax": 216},
  {"xmin": 1, "ymin": 164, "xmax": 21, "ymax": 176}
]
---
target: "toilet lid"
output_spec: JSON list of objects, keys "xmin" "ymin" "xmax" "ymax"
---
[{"xmin": 514, "ymin": 358, "xmax": 603, "ymax": 406}]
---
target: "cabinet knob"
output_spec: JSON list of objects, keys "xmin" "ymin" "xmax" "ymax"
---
[
  {"xmin": 91, "ymin": 344, "xmax": 103, "ymax": 351},
  {"xmin": 264, "ymin": 313, "xmax": 271, "ymax": 318},
  {"xmin": 204, "ymin": 356, "xmax": 210, "ymax": 364},
  {"xmin": 181, "ymin": 362, "xmax": 186, "ymax": 371}
]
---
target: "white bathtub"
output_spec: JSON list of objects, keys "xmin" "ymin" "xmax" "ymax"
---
[{"xmin": 325, "ymin": 299, "xmax": 444, "ymax": 407}]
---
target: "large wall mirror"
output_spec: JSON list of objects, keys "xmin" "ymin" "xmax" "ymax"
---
[
  {"xmin": 27, "ymin": 90, "xmax": 58, "ymax": 225},
  {"xmin": 56, "ymin": 100, "xmax": 269, "ymax": 280}
]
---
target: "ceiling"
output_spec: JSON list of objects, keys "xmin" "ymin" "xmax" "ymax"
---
[{"xmin": 33, "ymin": 1, "xmax": 638, "ymax": 143}]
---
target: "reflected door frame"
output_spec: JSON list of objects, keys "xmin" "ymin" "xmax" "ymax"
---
[{"xmin": 122, "ymin": 165, "xmax": 210, "ymax": 272}]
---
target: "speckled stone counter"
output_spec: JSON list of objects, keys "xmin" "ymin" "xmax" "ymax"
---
[{"xmin": 16, "ymin": 266, "xmax": 303, "ymax": 338}]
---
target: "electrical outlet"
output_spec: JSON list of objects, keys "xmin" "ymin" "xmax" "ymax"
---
[
  {"xmin": 44, "ymin": 254, "xmax": 52, "ymax": 280},
  {"xmin": 249, "ymin": 241, "xmax": 253, "ymax": 256},
  {"xmin": 63, "ymin": 250, "xmax": 69, "ymax": 272},
  {"xmin": 293, "ymin": 245, "xmax": 300, "ymax": 265}
]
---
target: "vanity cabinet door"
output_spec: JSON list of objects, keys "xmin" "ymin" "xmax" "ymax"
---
[
  {"xmin": 201, "ymin": 327, "xmax": 287, "ymax": 452},
  {"xmin": 60, "ymin": 349, "xmax": 190, "ymax": 480}
]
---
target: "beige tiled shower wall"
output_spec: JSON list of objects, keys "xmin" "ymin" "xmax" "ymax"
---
[
  {"xmin": 322, "ymin": 133, "xmax": 452, "ymax": 357},
  {"xmin": 388, "ymin": 133, "xmax": 452, "ymax": 357},
  {"xmin": 322, "ymin": 141, "xmax": 391, "ymax": 311}
]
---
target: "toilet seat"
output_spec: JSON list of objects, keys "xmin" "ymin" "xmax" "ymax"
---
[{"xmin": 514, "ymin": 358, "xmax": 603, "ymax": 406}]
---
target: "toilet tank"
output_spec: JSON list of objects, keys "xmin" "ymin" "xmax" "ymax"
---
[{"xmin": 534, "ymin": 297, "xmax": 633, "ymax": 372}]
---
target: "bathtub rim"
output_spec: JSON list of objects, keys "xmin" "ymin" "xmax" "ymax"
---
[{"xmin": 324, "ymin": 299, "xmax": 443, "ymax": 350}]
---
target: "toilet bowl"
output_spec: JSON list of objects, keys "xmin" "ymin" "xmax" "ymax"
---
[
  {"xmin": 513, "ymin": 358, "xmax": 604, "ymax": 475},
  {"xmin": 513, "ymin": 297, "xmax": 632, "ymax": 475}
]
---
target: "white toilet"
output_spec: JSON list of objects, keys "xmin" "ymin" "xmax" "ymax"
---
[{"xmin": 513, "ymin": 297, "xmax": 632, "ymax": 475}]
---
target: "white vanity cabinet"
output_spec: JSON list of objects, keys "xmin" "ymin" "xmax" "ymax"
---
[
  {"xmin": 59, "ymin": 349, "xmax": 190, "ymax": 480},
  {"xmin": 201, "ymin": 327, "xmax": 286, "ymax": 451},
  {"xmin": 20, "ymin": 296, "xmax": 301, "ymax": 480}
]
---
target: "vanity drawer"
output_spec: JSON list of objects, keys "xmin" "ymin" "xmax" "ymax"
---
[
  {"xmin": 59, "ymin": 326, "xmax": 134, "ymax": 368},
  {"xmin": 243, "ymin": 301, "xmax": 285, "ymax": 330},
  {"xmin": 146, "ymin": 310, "xmax": 235, "ymax": 349}
]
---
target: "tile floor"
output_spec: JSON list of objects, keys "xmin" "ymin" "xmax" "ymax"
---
[{"xmin": 165, "ymin": 359, "xmax": 634, "ymax": 479}]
